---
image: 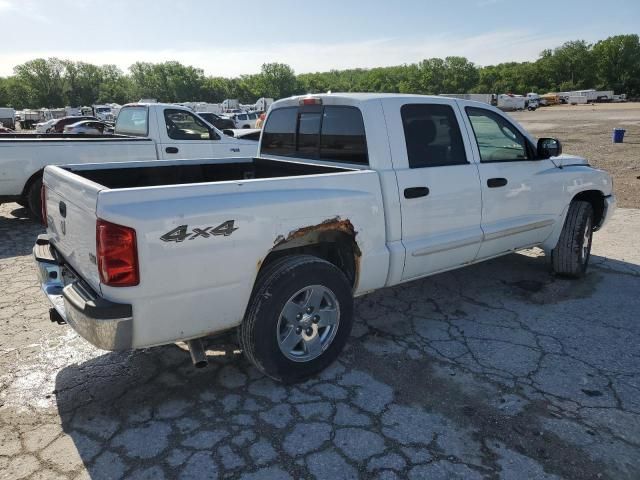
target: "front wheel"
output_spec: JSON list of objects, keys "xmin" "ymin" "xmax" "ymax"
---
[
  {"xmin": 551, "ymin": 201, "xmax": 594, "ymax": 278},
  {"xmin": 240, "ymin": 255, "xmax": 354, "ymax": 383}
]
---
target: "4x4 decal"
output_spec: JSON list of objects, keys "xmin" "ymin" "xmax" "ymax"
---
[{"xmin": 160, "ymin": 220, "xmax": 238, "ymax": 243}]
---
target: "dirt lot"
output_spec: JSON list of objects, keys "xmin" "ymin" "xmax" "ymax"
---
[{"xmin": 511, "ymin": 103, "xmax": 640, "ymax": 209}]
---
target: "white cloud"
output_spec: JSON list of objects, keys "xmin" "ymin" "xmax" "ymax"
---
[
  {"xmin": 0, "ymin": 30, "xmax": 574, "ymax": 77},
  {"xmin": 0, "ymin": 0, "xmax": 15, "ymax": 12}
]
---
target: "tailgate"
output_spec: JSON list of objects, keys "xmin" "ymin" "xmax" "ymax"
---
[{"xmin": 43, "ymin": 166, "xmax": 102, "ymax": 292}]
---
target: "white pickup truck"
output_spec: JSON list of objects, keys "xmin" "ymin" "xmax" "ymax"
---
[
  {"xmin": 0, "ymin": 103, "xmax": 258, "ymax": 217},
  {"xmin": 34, "ymin": 93, "xmax": 615, "ymax": 383}
]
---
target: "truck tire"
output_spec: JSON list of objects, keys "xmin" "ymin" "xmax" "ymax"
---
[
  {"xmin": 551, "ymin": 201, "xmax": 594, "ymax": 278},
  {"xmin": 27, "ymin": 177, "xmax": 43, "ymax": 221},
  {"xmin": 240, "ymin": 255, "xmax": 354, "ymax": 383}
]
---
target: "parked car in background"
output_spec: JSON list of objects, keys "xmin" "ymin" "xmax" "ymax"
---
[
  {"xmin": 63, "ymin": 120, "xmax": 114, "ymax": 135},
  {"xmin": 230, "ymin": 112, "xmax": 258, "ymax": 129},
  {"xmin": 0, "ymin": 126, "xmax": 14, "ymax": 133},
  {"xmin": 34, "ymin": 93, "xmax": 614, "ymax": 382},
  {"xmin": 35, "ymin": 119, "xmax": 58, "ymax": 133},
  {"xmin": 49, "ymin": 116, "xmax": 98, "ymax": 133},
  {"xmin": 196, "ymin": 112, "xmax": 236, "ymax": 131}
]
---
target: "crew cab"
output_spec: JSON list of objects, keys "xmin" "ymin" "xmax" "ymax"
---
[
  {"xmin": 33, "ymin": 93, "xmax": 615, "ymax": 383},
  {"xmin": 0, "ymin": 103, "xmax": 258, "ymax": 217}
]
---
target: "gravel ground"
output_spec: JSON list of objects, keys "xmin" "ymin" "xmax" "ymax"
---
[
  {"xmin": 0, "ymin": 200, "xmax": 639, "ymax": 480},
  {"xmin": 511, "ymin": 102, "xmax": 640, "ymax": 209}
]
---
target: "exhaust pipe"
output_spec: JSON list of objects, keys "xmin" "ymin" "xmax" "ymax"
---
[{"xmin": 187, "ymin": 339, "xmax": 208, "ymax": 368}]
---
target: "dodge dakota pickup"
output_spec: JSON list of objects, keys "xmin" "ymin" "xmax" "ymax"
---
[
  {"xmin": 33, "ymin": 93, "xmax": 615, "ymax": 382},
  {"xmin": 0, "ymin": 103, "xmax": 258, "ymax": 218}
]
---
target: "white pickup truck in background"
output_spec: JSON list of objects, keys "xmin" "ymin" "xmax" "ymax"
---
[
  {"xmin": 0, "ymin": 103, "xmax": 258, "ymax": 217},
  {"xmin": 34, "ymin": 93, "xmax": 615, "ymax": 383}
]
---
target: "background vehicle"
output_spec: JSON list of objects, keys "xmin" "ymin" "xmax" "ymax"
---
[
  {"xmin": 49, "ymin": 116, "xmax": 98, "ymax": 133},
  {"xmin": 196, "ymin": 112, "xmax": 236, "ymax": 130},
  {"xmin": 92, "ymin": 105, "xmax": 113, "ymax": 121},
  {"xmin": 35, "ymin": 119, "xmax": 58, "ymax": 133},
  {"xmin": 222, "ymin": 99, "xmax": 240, "ymax": 111},
  {"xmin": 440, "ymin": 93, "xmax": 497, "ymax": 106},
  {"xmin": 0, "ymin": 107, "xmax": 16, "ymax": 130},
  {"xmin": 230, "ymin": 112, "xmax": 258, "ymax": 128},
  {"xmin": 63, "ymin": 120, "xmax": 114, "ymax": 135},
  {"xmin": 17, "ymin": 110, "xmax": 42, "ymax": 129},
  {"xmin": 497, "ymin": 94, "xmax": 526, "ymax": 111},
  {"xmin": 526, "ymin": 93, "xmax": 540, "ymax": 110},
  {"xmin": 35, "ymin": 93, "xmax": 614, "ymax": 383},
  {"xmin": 254, "ymin": 97, "xmax": 274, "ymax": 111},
  {"xmin": 0, "ymin": 126, "xmax": 14, "ymax": 133},
  {"xmin": 0, "ymin": 103, "xmax": 258, "ymax": 217}
]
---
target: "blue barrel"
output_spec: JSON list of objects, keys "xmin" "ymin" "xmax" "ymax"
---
[{"xmin": 613, "ymin": 128, "xmax": 626, "ymax": 143}]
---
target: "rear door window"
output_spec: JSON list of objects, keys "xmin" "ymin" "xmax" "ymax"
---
[
  {"xmin": 401, "ymin": 104, "xmax": 467, "ymax": 168},
  {"xmin": 261, "ymin": 105, "xmax": 368, "ymax": 165}
]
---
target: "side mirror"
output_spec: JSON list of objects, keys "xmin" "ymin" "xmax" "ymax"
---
[{"xmin": 537, "ymin": 137, "xmax": 562, "ymax": 159}]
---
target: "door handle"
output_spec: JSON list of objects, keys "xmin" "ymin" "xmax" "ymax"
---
[
  {"xmin": 404, "ymin": 187, "xmax": 430, "ymax": 199},
  {"xmin": 165, "ymin": 147, "xmax": 179, "ymax": 154},
  {"xmin": 487, "ymin": 178, "xmax": 508, "ymax": 188}
]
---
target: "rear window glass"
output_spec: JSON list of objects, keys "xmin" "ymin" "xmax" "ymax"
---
[
  {"xmin": 261, "ymin": 107, "xmax": 297, "ymax": 155},
  {"xmin": 320, "ymin": 107, "xmax": 368, "ymax": 164},
  {"xmin": 115, "ymin": 107, "xmax": 148, "ymax": 136},
  {"xmin": 261, "ymin": 105, "xmax": 368, "ymax": 165}
]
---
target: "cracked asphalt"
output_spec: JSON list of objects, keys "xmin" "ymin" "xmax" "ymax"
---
[{"xmin": 0, "ymin": 202, "xmax": 639, "ymax": 480}]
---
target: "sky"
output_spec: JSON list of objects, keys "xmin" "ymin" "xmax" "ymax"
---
[{"xmin": 1, "ymin": 0, "xmax": 639, "ymax": 77}]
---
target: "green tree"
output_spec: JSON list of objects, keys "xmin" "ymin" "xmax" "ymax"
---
[
  {"xmin": 13, "ymin": 58, "xmax": 66, "ymax": 107},
  {"xmin": 592, "ymin": 34, "xmax": 640, "ymax": 96}
]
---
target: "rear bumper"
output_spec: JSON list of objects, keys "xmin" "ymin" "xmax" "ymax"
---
[{"xmin": 33, "ymin": 235, "xmax": 133, "ymax": 350}]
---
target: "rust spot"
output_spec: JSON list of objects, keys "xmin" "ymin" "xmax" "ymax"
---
[
  {"xmin": 274, "ymin": 216, "xmax": 360, "ymax": 252},
  {"xmin": 272, "ymin": 217, "xmax": 362, "ymax": 291}
]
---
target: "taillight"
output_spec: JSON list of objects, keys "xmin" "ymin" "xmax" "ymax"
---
[
  {"xmin": 96, "ymin": 219, "xmax": 139, "ymax": 287},
  {"xmin": 40, "ymin": 183, "xmax": 47, "ymax": 227},
  {"xmin": 299, "ymin": 97, "xmax": 322, "ymax": 106}
]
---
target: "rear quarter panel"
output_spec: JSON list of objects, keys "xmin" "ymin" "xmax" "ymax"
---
[{"xmin": 95, "ymin": 170, "xmax": 389, "ymax": 348}]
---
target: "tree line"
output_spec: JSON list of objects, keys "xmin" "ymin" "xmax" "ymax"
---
[{"xmin": 0, "ymin": 34, "xmax": 638, "ymax": 109}]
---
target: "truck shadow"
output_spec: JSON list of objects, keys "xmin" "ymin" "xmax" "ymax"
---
[{"xmin": 51, "ymin": 251, "xmax": 640, "ymax": 478}]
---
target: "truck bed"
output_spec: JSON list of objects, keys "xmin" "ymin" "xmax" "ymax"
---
[{"xmin": 64, "ymin": 157, "xmax": 353, "ymax": 189}]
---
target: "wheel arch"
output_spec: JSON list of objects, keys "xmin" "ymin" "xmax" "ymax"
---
[
  {"xmin": 571, "ymin": 189, "xmax": 605, "ymax": 230},
  {"xmin": 21, "ymin": 168, "xmax": 44, "ymax": 198},
  {"xmin": 258, "ymin": 218, "xmax": 361, "ymax": 291}
]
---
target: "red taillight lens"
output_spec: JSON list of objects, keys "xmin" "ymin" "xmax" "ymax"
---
[
  {"xmin": 40, "ymin": 183, "xmax": 47, "ymax": 227},
  {"xmin": 96, "ymin": 219, "xmax": 139, "ymax": 287}
]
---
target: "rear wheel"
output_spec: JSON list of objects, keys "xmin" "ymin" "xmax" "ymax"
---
[
  {"xmin": 26, "ymin": 177, "xmax": 43, "ymax": 221},
  {"xmin": 240, "ymin": 255, "xmax": 353, "ymax": 383},
  {"xmin": 551, "ymin": 201, "xmax": 594, "ymax": 278}
]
